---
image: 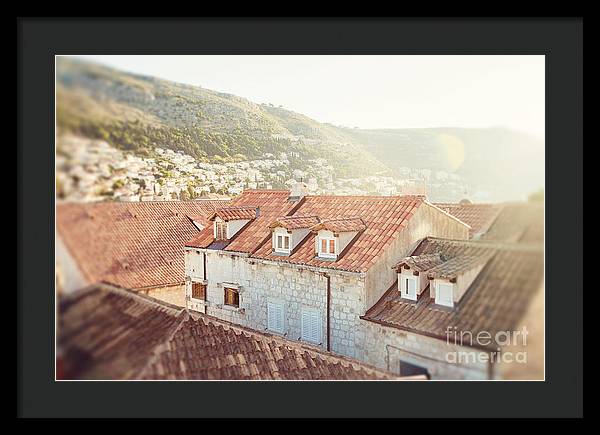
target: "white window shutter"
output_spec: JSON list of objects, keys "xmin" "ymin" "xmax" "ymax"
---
[
  {"xmin": 268, "ymin": 302, "xmax": 275, "ymax": 331},
  {"xmin": 301, "ymin": 310, "xmax": 311, "ymax": 341},
  {"xmin": 268, "ymin": 302, "xmax": 284, "ymax": 334},
  {"xmin": 439, "ymin": 284, "xmax": 452, "ymax": 303},
  {"xmin": 302, "ymin": 309, "xmax": 321, "ymax": 344},
  {"xmin": 275, "ymin": 303, "xmax": 283, "ymax": 332},
  {"xmin": 311, "ymin": 311, "xmax": 321, "ymax": 343},
  {"xmin": 407, "ymin": 277, "xmax": 416, "ymax": 297}
]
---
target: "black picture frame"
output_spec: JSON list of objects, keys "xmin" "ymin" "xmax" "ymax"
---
[{"xmin": 17, "ymin": 17, "xmax": 583, "ymax": 419}]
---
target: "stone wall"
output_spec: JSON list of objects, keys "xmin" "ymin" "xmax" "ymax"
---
[
  {"xmin": 184, "ymin": 249, "xmax": 366, "ymax": 355},
  {"xmin": 360, "ymin": 321, "xmax": 490, "ymax": 380},
  {"xmin": 328, "ymin": 272, "xmax": 366, "ymax": 358},
  {"xmin": 183, "ymin": 201, "xmax": 471, "ymax": 365},
  {"xmin": 143, "ymin": 284, "xmax": 186, "ymax": 307}
]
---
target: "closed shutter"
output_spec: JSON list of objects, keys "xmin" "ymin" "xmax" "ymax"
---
[
  {"xmin": 191, "ymin": 283, "xmax": 206, "ymax": 300},
  {"xmin": 437, "ymin": 283, "xmax": 453, "ymax": 305},
  {"xmin": 267, "ymin": 301, "xmax": 284, "ymax": 333},
  {"xmin": 224, "ymin": 287, "xmax": 239, "ymax": 307},
  {"xmin": 301, "ymin": 309, "xmax": 321, "ymax": 344}
]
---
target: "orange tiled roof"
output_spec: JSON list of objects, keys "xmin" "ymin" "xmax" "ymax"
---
[
  {"xmin": 187, "ymin": 191, "xmax": 426, "ymax": 273},
  {"xmin": 57, "ymin": 200, "xmax": 230, "ymax": 289},
  {"xmin": 269, "ymin": 215, "xmax": 321, "ymax": 230},
  {"xmin": 310, "ymin": 217, "xmax": 367, "ymax": 234},
  {"xmin": 58, "ymin": 284, "xmax": 400, "ymax": 380},
  {"xmin": 208, "ymin": 205, "xmax": 259, "ymax": 222},
  {"xmin": 253, "ymin": 194, "xmax": 425, "ymax": 273},
  {"xmin": 186, "ymin": 190, "xmax": 424, "ymax": 272},
  {"xmin": 362, "ymin": 237, "xmax": 544, "ymax": 348},
  {"xmin": 434, "ymin": 202, "xmax": 503, "ymax": 238},
  {"xmin": 425, "ymin": 254, "xmax": 492, "ymax": 280},
  {"xmin": 480, "ymin": 202, "xmax": 544, "ymax": 244},
  {"xmin": 186, "ymin": 190, "xmax": 299, "ymax": 252},
  {"xmin": 393, "ymin": 253, "xmax": 447, "ymax": 273}
]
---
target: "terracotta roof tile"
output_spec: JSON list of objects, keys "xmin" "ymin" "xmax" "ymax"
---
[
  {"xmin": 310, "ymin": 217, "xmax": 367, "ymax": 233},
  {"xmin": 393, "ymin": 253, "xmax": 447, "ymax": 272},
  {"xmin": 434, "ymin": 202, "xmax": 503, "ymax": 238},
  {"xmin": 253, "ymin": 194, "xmax": 425, "ymax": 272},
  {"xmin": 58, "ymin": 285, "xmax": 400, "ymax": 380},
  {"xmin": 480, "ymin": 202, "xmax": 544, "ymax": 244},
  {"xmin": 186, "ymin": 190, "xmax": 297, "ymax": 251},
  {"xmin": 57, "ymin": 200, "xmax": 230, "ymax": 289},
  {"xmin": 208, "ymin": 205, "xmax": 259, "ymax": 222},
  {"xmin": 425, "ymin": 254, "xmax": 493, "ymax": 280},
  {"xmin": 187, "ymin": 191, "xmax": 428, "ymax": 272},
  {"xmin": 269, "ymin": 215, "xmax": 321, "ymax": 230},
  {"xmin": 362, "ymin": 238, "xmax": 544, "ymax": 348}
]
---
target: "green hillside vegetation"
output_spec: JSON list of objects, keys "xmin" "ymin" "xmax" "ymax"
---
[
  {"xmin": 56, "ymin": 58, "xmax": 544, "ymax": 200},
  {"xmin": 56, "ymin": 58, "xmax": 386, "ymax": 174}
]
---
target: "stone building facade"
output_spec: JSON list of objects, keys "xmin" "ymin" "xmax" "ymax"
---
[
  {"xmin": 360, "ymin": 237, "xmax": 544, "ymax": 380},
  {"xmin": 359, "ymin": 322, "xmax": 490, "ymax": 379},
  {"xmin": 184, "ymin": 189, "xmax": 470, "ymax": 360}
]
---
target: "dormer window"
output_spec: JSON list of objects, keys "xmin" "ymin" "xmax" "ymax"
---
[
  {"xmin": 275, "ymin": 233, "xmax": 291, "ymax": 254},
  {"xmin": 209, "ymin": 206, "xmax": 258, "ymax": 241},
  {"xmin": 392, "ymin": 253, "xmax": 446, "ymax": 301},
  {"xmin": 269, "ymin": 215, "xmax": 320, "ymax": 256},
  {"xmin": 401, "ymin": 275, "xmax": 418, "ymax": 301},
  {"xmin": 435, "ymin": 281, "xmax": 454, "ymax": 307},
  {"xmin": 310, "ymin": 217, "xmax": 366, "ymax": 261},
  {"xmin": 393, "ymin": 252, "xmax": 492, "ymax": 308},
  {"xmin": 319, "ymin": 236, "xmax": 337, "ymax": 258},
  {"xmin": 214, "ymin": 219, "xmax": 227, "ymax": 240}
]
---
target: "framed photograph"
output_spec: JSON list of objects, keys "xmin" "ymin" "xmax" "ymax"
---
[{"xmin": 17, "ymin": 17, "xmax": 582, "ymax": 419}]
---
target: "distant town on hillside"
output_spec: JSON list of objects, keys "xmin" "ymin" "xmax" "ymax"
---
[{"xmin": 55, "ymin": 57, "xmax": 544, "ymax": 204}]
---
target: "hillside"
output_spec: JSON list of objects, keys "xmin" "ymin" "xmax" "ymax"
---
[
  {"xmin": 56, "ymin": 58, "xmax": 386, "ymax": 177},
  {"xmin": 344, "ymin": 127, "xmax": 544, "ymax": 201},
  {"xmin": 56, "ymin": 58, "xmax": 544, "ymax": 201}
]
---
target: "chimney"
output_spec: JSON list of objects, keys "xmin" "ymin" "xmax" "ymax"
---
[{"xmin": 289, "ymin": 179, "xmax": 309, "ymax": 202}]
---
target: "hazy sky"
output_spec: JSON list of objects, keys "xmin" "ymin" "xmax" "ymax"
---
[{"xmin": 76, "ymin": 55, "xmax": 545, "ymax": 139}]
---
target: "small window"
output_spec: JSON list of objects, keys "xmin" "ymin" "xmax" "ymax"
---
[
  {"xmin": 402, "ymin": 276, "xmax": 418, "ymax": 300},
  {"xmin": 436, "ymin": 282, "xmax": 454, "ymax": 307},
  {"xmin": 399, "ymin": 360, "xmax": 430, "ymax": 378},
  {"xmin": 301, "ymin": 309, "xmax": 321, "ymax": 344},
  {"xmin": 274, "ymin": 233, "xmax": 291, "ymax": 254},
  {"xmin": 224, "ymin": 287, "xmax": 239, "ymax": 308},
  {"xmin": 191, "ymin": 282, "xmax": 206, "ymax": 300},
  {"xmin": 215, "ymin": 220, "xmax": 227, "ymax": 240},
  {"xmin": 319, "ymin": 237, "xmax": 336, "ymax": 258},
  {"xmin": 267, "ymin": 301, "xmax": 284, "ymax": 334}
]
